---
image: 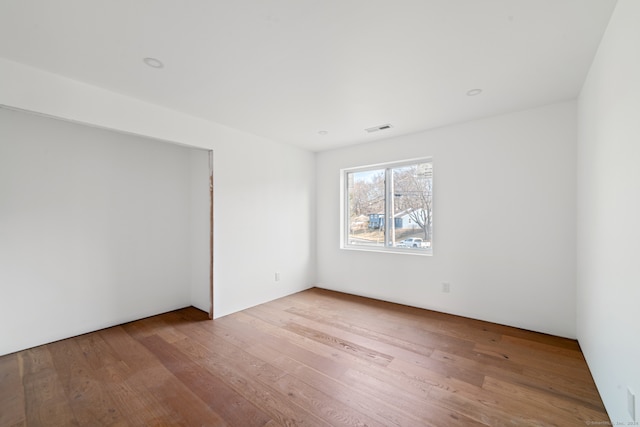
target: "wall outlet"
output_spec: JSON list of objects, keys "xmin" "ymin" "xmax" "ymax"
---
[
  {"xmin": 275, "ymin": 272, "xmax": 280, "ymax": 282},
  {"xmin": 442, "ymin": 282, "xmax": 451, "ymax": 293},
  {"xmin": 629, "ymin": 387, "xmax": 636, "ymax": 421}
]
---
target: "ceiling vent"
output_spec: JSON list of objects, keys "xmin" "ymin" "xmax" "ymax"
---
[{"xmin": 365, "ymin": 123, "xmax": 393, "ymax": 133}]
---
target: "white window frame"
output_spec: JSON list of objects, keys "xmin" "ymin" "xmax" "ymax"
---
[{"xmin": 340, "ymin": 157, "xmax": 433, "ymax": 256}]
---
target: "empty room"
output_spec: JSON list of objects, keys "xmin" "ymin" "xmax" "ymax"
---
[{"xmin": 1, "ymin": 0, "xmax": 638, "ymax": 426}]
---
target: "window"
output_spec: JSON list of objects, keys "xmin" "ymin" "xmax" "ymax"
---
[{"xmin": 342, "ymin": 158, "xmax": 433, "ymax": 254}]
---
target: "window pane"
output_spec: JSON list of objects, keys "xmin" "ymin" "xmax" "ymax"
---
[
  {"xmin": 391, "ymin": 162, "xmax": 432, "ymax": 250},
  {"xmin": 347, "ymin": 169, "xmax": 385, "ymax": 247},
  {"xmin": 343, "ymin": 158, "xmax": 432, "ymax": 254}
]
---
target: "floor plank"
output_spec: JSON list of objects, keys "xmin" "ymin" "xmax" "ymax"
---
[
  {"xmin": 0, "ymin": 354, "xmax": 26, "ymax": 426},
  {"xmin": 0, "ymin": 287, "xmax": 609, "ymax": 426}
]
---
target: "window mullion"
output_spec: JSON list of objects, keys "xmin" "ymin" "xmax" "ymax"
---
[{"xmin": 385, "ymin": 168, "xmax": 394, "ymax": 247}]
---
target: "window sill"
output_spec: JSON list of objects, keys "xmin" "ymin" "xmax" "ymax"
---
[{"xmin": 341, "ymin": 245, "xmax": 433, "ymax": 256}]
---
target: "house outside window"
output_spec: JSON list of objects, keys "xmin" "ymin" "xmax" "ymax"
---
[{"xmin": 342, "ymin": 158, "xmax": 432, "ymax": 254}]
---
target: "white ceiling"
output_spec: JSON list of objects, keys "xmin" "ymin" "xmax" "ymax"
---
[{"xmin": 0, "ymin": 0, "xmax": 617, "ymax": 151}]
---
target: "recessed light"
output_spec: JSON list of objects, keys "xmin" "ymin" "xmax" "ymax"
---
[
  {"xmin": 143, "ymin": 57, "xmax": 164, "ymax": 69},
  {"xmin": 318, "ymin": 130, "xmax": 328, "ymax": 136},
  {"xmin": 466, "ymin": 88, "xmax": 482, "ymax": 96}
]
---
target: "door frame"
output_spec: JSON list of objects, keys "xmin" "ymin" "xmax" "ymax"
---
[{"xmin": 208, "ymin": 150, "xmax": 214, "ymax": 319}]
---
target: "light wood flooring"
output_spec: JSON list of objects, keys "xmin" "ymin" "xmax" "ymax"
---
[{"xmin": 0, "ymin": 287, "xmax": 609, "ymax": 426}]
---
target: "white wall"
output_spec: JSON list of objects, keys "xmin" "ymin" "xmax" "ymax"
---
[
  {"xmin": 577, "ymin": 0, "xmax": 640, "ymax": 422},
  {"xmin": 0, "ymin": 108, "xmax": 198, "ymax": 355},
  {"xmin": 211, "ymin": 131, "xmax": 316, "ymax": 317},
  {"xmin": 0, "ymin": 59, "xmax": 316, "ymax": 353},
  {"xmin": 189, "ymin": 149, "xmax": 211, "ymax": 313},
  {"xmin": 317, "ymin": 101, "xmax": 577, "ymax": 338}
]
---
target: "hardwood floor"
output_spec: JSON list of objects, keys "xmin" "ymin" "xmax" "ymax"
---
[{"xmin": 1, "ymin": 288, "xmax": 609, "ymax": 426}]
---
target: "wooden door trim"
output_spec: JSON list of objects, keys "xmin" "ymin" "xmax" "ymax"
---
[{"xmin": 208, "ymin": 150, "xmax": 214, "ymax": 319}]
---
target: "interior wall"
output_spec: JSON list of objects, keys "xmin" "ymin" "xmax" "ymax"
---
[
  {"xmin": 0, "ymin": 107, "xmax": 200, "ymax": 355},
  {"xmin": 577, "ymin": 0, "xmax": 640, "ymax": 422},
  {"xmin": 211, "ymin": 132, "xmax": 316, "ymax": 317},
  {"xmin": 189, "ymin": 149, "xmax": 211, "ymax": 313},
  {"xmin": 316, "ymin": 101, "xmax": 577, "ymax": 338},
  {"xmin": 0, "ymin": 58, "xmax": 316, "ymax": 328}
]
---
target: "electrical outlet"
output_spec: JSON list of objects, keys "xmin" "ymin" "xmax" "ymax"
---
[
  {"xmin": 442, "ymin": 282, "xmax": 450, "ymax": 293},
  {"xmin": 275, "ymin": 272, "xmax": 280, "ymax": 282},
  {"xmin": 629, "ymin": 387, "xmax": 636, "ymax": 421}
]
